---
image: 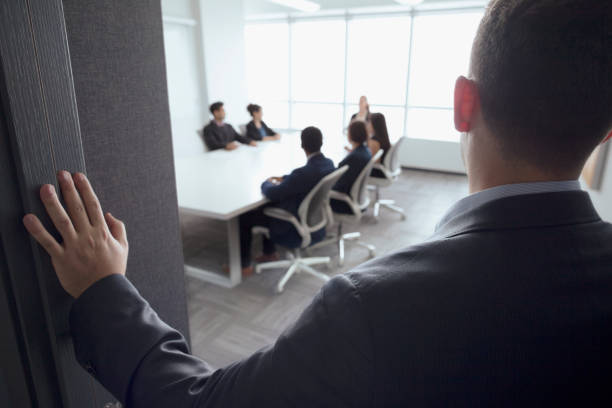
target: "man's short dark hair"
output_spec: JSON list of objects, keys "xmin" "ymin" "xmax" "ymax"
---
[
  {"xmin": 348, "ymin": 121, "xmax": 368, "ymax": 145},
  {"xmin": 471, "ymin": 0, "xmax": 612, "ymax": 172},
  {"xmin": 301, "ymin": 126, "xmax": 323, "ymax": 154},
  {"xmin": 209, "ymin": 101, "xmax": 224, "ymax": 115}
]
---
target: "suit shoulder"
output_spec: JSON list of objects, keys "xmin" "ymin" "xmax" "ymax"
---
[{"xmin": 346, "ymin": 237, "xmax": 469, "ymax": 293}]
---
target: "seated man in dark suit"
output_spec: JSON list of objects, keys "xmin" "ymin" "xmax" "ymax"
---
[
  {"xmin": 22, "ymin": 0, "xmax": 612, "ymax": 406},
  {"xmin": 239, "ymin": 126, "xmax": 335, "ymax": 275},
  {"xmin": 202, "ymin": 101, "xmax": 256, "ymax": 151},
  {"xmin": 330, "ymin": 120, "xmax": 372, "ymax": 214}
]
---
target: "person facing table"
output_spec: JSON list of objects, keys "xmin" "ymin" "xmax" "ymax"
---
[
  {"xmin": 238, "ymin": 126, "xmax": 335, "ymax": 275},
  {"xmin": 202, "ymin": 101, "xmax": 256, "ymax": 151},
  {"xmin": 245, "ymin": 104, "xmax": 281, "ymax": 142}
]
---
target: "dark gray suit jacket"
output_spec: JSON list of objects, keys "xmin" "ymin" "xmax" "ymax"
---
[{"xmin": 70, "ymin": 191, "xmax": 612, "ymax": 407}]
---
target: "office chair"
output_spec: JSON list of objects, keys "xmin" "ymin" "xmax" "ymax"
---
[
  {"xmin": 368, "ymin": 136, "xmax": 407, "ymax": 220},
  {"xmin": 239, "ymin": 124, "xmax": 247, "ymax": 137},
  {"xmin": 311, "ymin": 150, "xmax": 383, "ymax": 267},
  {"xmin": 254, "ymin": 166, "xmax": 349, "ymax": 293}
]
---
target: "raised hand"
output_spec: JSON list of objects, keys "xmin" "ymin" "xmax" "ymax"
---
[{"xmin": 22, "ymin": 171, "xmax": 128, "ymax": 298}]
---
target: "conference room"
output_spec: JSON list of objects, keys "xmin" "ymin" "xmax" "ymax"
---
[
  {"xmin": 2, "ymin": 0, "xmax": 611, "ymax": 405},
  {"xmin": 161, "ymin": 0, "xmax": 612, "ymax": 369}
]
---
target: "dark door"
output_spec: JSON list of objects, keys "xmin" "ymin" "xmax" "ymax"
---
[{"xmin": 0, "ymin": 1, "xmax": 188, "ymax": 406}]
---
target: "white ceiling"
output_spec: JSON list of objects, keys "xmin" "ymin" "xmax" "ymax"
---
[{"xmin": 243, "ymin": 0, "xmax": 483, "ymax": 16}]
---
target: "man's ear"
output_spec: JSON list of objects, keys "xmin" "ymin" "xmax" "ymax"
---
[
  {"xmin": 454, "ymin": 76, "xmax": 479, "ymax": 133},
  {"xmin": 603, "ymin": 129, "xmax": 612, "ymax": 144}
]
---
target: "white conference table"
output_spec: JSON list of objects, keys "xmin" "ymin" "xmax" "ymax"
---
[{"xmin": 175, "ymin": 133, "xmax": 346, "ymax": 288}]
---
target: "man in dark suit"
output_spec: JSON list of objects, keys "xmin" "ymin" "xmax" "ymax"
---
[
  {"xmin": 202, "ymin": 101, "xmax": 255, "ymax": 151},
  {"xmin": 238, "ymin": 126, "xmax": 335, "ymax": 274},
  {"xmin": 22, "ymin": 0, "xmax": 612, "ymax": 406}
]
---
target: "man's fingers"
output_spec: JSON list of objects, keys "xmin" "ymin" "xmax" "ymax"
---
[
  {"xmin": 22, "ymin": 214, "xmax": 63, "ymax": 257},
  {"xmin": 105, "ymin": 212, "xmax": 128, "ymax": 247},
  {"xmin": 73, "ymin": 173, "xmax": 105, "ymax": 227},
  {"xmin": 40, "ymin": 184, "xmax": 77, "ymax": 240},
  {"xmin": 57, "ymin": 171, "xmax": 90, "ymax": 231}
]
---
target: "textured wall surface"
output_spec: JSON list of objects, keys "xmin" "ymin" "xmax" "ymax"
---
[{"xmin": 62, "ymin": 0, "xmax": 190, "ymax": 338}]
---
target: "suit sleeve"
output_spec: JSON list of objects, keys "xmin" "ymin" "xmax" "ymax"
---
[
  {"xmin": 203, "ymin": 126, "xmax": 227, "ymax": 151},
  {"xmin": 69, "ymin": 274, "xmax": 373, "ymax": 408},
  {"xmin": 260, "ymin": 169, "xmax": 302, "ymax": 202},
  {"xmin": 231, "ymin": 125, "xmax": 252, "ymax": 145},
  {"xmin": 333, "ymin": 154, "xmax": 353, "ymax": 193}
]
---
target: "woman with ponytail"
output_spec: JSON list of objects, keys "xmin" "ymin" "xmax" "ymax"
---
[{"xmin": 246, "ymin": 104, "xmax": 281, "ymax": 141}]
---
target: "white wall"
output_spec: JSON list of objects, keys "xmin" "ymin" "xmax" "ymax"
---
[
  {"xmin": 400, "ymin": 138, "xmax": 465, "ymax": 174},
  {"xmin": 200, "ymin": 0, "xmax": 251, "ymax": 127},
  {"xmin": 162, "ymin": 0, "xmax": 209, "ymax": 157},
  {"xmin": 586, "ymin": 145, "xmax": 612, "ymax": 222}
]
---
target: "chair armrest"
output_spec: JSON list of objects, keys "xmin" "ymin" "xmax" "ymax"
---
[
  {"xmin": 372, "ymin": 163, "xmax": 386, "ymax": 172},
  {"xmin": 263, "ymin": 207, "xmax": 310, "ymax": 246},
  {"xmin": 263, "ymin": 207, "xmax": 295, "ymax": 222},
  {"xmin": 329, "ymin": 190, "xmax": 352, "ymax": 203},
  {"xmin": 372, "ymin": 163, "xmax": 392, "ymax": 179},
  {"xmin": 329, "ymin": 191, "xmax": 362, "ymax": 216}
]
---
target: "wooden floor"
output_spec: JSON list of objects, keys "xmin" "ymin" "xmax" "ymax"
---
[{"xmin": 181, "ymin": 169, "xmax": 468, "ymax": 368}]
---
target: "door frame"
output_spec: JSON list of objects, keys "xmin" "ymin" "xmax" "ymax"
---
[{"xmin": 0, "ymin": 0, "xmax": 116, "ymax": 406}]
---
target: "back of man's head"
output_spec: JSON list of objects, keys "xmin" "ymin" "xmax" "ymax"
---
[
  {"xmin": 471, "ymin": 0, "xmax": 612, "ymax": 173},
  {"xmin": 301, "ymin": 127, "xmax": 323, "ymax": 154}
]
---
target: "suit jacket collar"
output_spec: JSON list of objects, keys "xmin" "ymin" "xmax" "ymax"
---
[
  {"xmin": 432, "ymin": 191, "xmax": 601, "ymax": 240},
  {"xmin": 307, "ymin": 152, "xmax": 325, "ymax": 164}
]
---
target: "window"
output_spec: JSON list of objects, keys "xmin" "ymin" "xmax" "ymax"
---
[
  {"xmin": 244, "ymin": 8, "xmax": 484, "ymax": 142},
  {"xmin": 291, "ymin": 20, "xmax": 346, "ymax": 103},
  {"xmin": 406, "ymin": 11, "xmax": 484, "ymax": 141},
  {"xmin": 292, "ymin": 103, "xmax": 344, "ymax": 141},
  {"xmin": 345, "ymin": 16, "xmax": 411, "ymax": 106},
  {"xmin": 244, "ymin": 22, "xmax": 289, "ymax": 128},
  {"xmin": 408, "ymin": 11, "xmax": 483, "ymax": 108}
]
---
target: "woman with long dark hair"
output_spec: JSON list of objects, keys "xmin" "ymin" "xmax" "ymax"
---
[
  {"xmin": 368, "ymin": 112, "xmax": 392, "ymax": 178},
  {"xmin": 245, "ymin": 104, "xmax": 281, "ymax": 141}
]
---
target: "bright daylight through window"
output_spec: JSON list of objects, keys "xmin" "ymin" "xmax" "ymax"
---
[{"xmin": 245, "ymin": 8, "xmax": 484, "ymax": 144}]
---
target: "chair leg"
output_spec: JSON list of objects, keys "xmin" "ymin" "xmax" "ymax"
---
[
  {"xmin": 301, "ymin": 256, "xmax": 331, "ymax": 266},
  {"xmin": 276, "ymin": 263, "xmax": 299, "ymax": 293},
  {"xmin": 255, "ymin": 259, "xmax": 292, "ymax": 274},
  {"xmin": 381, "ymin": 201, "xmax": 406, "ymax": 220},
  {"xmin": 356, "ymin": 241, "xmax": 376, "ymax": 258},
  {"xmin": 299, "ymin": 263, "xmax": 331, "ymax": 283},
  {"xmin": 338, "ymin": 237, "xmax": 345, "ymax": 266},
  {"xmin": 342, "ymin": 232, "xmax": 361, "ymax": 241}
]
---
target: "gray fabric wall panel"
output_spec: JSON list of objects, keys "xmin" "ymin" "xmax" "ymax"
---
[{"xmin": 62, "ymin": 0, "xmax": 190, "ymax": 338}]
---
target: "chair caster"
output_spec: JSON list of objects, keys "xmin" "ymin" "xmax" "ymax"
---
[
  {"xmin": 368, "ymin": 249, "xmax": 376, "ymax": 258},
  {"xmin": 400, "ymin": 214, "xmax": 406, "ymax": 221},
  {"xmin": 275, "ymin": 284, "xmax": 284, "ymax": 294}
]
